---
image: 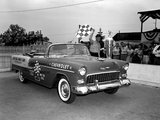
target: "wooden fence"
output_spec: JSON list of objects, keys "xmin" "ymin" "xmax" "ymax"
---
[
  {"xmin": 0, "ymin": 45, "xmax": 48, "ymax": 70},
  {"xmin": 0, "ymin": 45, "xmax": 47, "ymax": 54},
  {"xmin": 0, "ymin": 54, "xmax": 11, "ymax": 69}
]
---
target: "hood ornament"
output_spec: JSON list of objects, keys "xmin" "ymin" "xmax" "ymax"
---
[{"xmin": 97, "ymin": 57, "xmax": 105, "ymax": 61}]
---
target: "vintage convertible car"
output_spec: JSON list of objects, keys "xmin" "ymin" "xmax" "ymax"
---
[{"xmin": 11, "ymin": 43, "xmax": 131, "ymax": 104}]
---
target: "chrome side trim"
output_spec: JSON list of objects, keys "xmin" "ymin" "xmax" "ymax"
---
[
  {"xmin": 40, "ymin": 65, "xmax": 75, "ymax": 73},
  {"xmin": 86, "ymin": 71, "xmax": 120, "ymax": 77},
  {"xmin": 12, "ymin": 64, "xmax": 32, "ymax": 70},
  {"xmin": 13, "ymin": 64, "xmax": 75, "ymax": 73}
]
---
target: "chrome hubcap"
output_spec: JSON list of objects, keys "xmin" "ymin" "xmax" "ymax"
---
[{"xmin": 61, "ymin": 82, "xmax": 69, "ymax": 98}]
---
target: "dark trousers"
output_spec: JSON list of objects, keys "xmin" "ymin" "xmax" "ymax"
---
[
  {"xmin": 100, "ymin": 50, "xmax": 106, "ymax": 58},
  {"xmin": 132, "ymin": 54, "xmax": 141, "ymax": 63},
  {"xmin": 120, "ymin": 54, "xmax": 127, "ymax": 61},
  {"xmin": 154, "ymin": 57, "xmax": 160, "ymax": 65},
  {"xmin": 113, "ymin": 55, "xmax": 120, "ymax": 60},
  {"xmin": 90, "ymin": 52, "xmax": 98, "ymax": 57}
]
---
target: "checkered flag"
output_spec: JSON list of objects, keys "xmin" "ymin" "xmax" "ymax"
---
[{"xmin": 75, "ymin": 24, "xmax": 92, "ymax": 41}]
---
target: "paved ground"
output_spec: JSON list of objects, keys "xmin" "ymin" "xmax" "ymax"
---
[{"xmin": 0, "ymin": 71, "xmax": 160, "ymax": 120}]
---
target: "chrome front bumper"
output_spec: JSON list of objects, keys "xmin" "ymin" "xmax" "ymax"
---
[{"xmin": 72, "ymin": 79, "xmax": 131, "ymax": 94}]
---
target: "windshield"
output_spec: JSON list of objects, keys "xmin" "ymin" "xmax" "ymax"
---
[{"xmin": 48, "ymin": 44, "xmax": 90, "ymax": 57}]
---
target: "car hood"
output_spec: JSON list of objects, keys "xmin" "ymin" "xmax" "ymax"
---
[{"xmin": 61, "ymin": 55, "xmax": 120, "ymax": 74}]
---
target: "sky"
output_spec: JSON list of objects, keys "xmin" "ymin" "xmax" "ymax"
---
[{"xmin": 0, "ymin": 0, "xmax": 160, "ymax": 43}]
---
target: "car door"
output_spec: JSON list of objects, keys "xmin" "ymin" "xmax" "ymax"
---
[{"xmin": 34, "ymin": 57, "xmax": 58, "ymax": 88}]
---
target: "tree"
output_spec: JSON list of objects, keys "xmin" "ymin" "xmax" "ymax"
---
[
  {"xmin": 0, "ymin": 24, "xmax": 50, "ymax": 46},
  {"xmin": 43, "ymin": 36, "xmax": 49, "ymax": 42},
  {"xmin": 0, "ymin": 34, "xmax": 3, "ymax": 45},
  {"xmin": 2, "ymin": 24, "xmax": 27, "ymax": 46}
]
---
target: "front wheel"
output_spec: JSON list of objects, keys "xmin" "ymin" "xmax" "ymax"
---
[
  {"xmin": 18, "ymin": 71, "xmax": 28, "ymax": 83},
  {"xmin": 57, "ymin": 76, "xmax": 76, "ymax": 104},
  {"xmin": 104, "ymin": 87, "xmax": 119, "ymax": 94}
]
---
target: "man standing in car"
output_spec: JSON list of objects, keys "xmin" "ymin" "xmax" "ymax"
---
[{"xmin": 89, "ymin": 29, "xmax": 101, "ymax": 57}]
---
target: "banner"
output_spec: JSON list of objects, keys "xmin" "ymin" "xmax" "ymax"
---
[{"xmin": 141, "ymin": 31, "xmax": 160, "ymax": 43}]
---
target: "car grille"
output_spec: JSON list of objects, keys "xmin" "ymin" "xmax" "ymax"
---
[{"xmin": 86, "ymin": 72, "xmax": 120, "ymax": 84}]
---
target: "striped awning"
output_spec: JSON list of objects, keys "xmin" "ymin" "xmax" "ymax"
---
[{"xmin": 138, "ymin": 9, "xmax": 160, "ymax": 23}]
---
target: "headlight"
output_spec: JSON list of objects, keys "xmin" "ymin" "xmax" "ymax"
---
[
  {"xmin": 123, "ymin": 64, "xmax": 129, "ymax": 71},
  {"xmin": 78, "ymin": 67, "xmax": 86, "ymax": 76}
]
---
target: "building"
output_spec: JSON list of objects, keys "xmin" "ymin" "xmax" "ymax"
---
[{"xmin": 113, "ymin": 32, "xmax": 141, "ymax": 44}]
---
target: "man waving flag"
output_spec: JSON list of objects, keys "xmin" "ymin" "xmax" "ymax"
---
[{"xmin": 75, "ymin": 24, "xmax": 92, "ymax": 43}]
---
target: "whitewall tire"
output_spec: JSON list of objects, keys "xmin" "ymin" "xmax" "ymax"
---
[
  {"xmin": 18, "ymin": 71, "xmax": 28, "ymax": 83},
  {"xmin": 57, "ymin": 76, "xmax": 76, "ymax": 104}
]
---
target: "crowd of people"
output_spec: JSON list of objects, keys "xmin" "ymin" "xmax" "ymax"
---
[
  {"xmin": 80, "ymin": 29, "xmax": 160, "ymax": 65},
  {"xmin": 113, "ymin": 41, "xmax": 160, "ymax": 65}
]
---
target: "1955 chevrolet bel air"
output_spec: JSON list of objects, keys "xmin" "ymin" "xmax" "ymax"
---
[{"xmin": 11, "ymin": 43, "xmax": 131, "ymax": 104}]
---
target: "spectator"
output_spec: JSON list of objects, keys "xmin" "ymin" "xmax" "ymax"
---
[
  {"xmin": 152, "ymin": 39, "xmax": 160, "ymax": 65},
  {"xmin": 112, "ymin": 43, "xmax": 121, "ymax": 59},
  {"xmin": 148, "ymin": 42, "xmax": 156, "ymax": 65},
  {"xmin": 142, "ymin": 44, "xmax": 150, "ymax": 64},
  {"xmin": 132, "ymin": 44, "xmax": 143, "ymax": 63},
  {"xmin": 126, "ymin": 44, "xmax": 133, "ymax": 63},
  {"xmin": 120, "ymin": 42, "xmax": 128, "ymax": 61},
  {"xmin": 96, "ymin": 28, "xmax": 106, "ymax": 58},
  {"xmin": 99, "ymin": 39, "xmax": 106, "ymax": 58}
]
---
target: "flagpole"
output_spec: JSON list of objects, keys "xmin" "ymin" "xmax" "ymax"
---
[{"xmin": 68, "ymin": 31, "xmax": 77, "ymax": 43}]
